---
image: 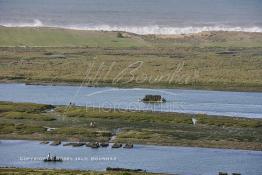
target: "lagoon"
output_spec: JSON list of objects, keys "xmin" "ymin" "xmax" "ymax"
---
[
  {"xmin": 0, "ymin": 140, "xmax": 262, "ymax": 175},
  {"xmin": 0, "ymin": 83, "xmax": 262, "ymax": 118}
]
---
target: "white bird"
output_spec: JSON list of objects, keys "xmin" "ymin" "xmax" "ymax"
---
[{"xmin": 192, "ymin": 118, "xmax": 197, "ymax": 125}]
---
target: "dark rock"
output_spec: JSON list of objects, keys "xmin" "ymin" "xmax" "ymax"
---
[
  {"xmin": 50, "ymin": 141, "xmax": 61, "ymax": 146},
  {"xmin": 44, "ymin": 156, "xmax": 62, "ymax": 162},
  {"xmin": 112, "ymin": 143, "xmax": 122, "ymax": 148},
  {"xmin": 100, "ymin": 142, "xmax": 109, "ymax": 147},
  {"xmin": 63, "ymin": 142, "xmax": 85, "ymax": 147},
  {"xmin": 44, "ymin": 157, "xmax": 62, "ymax": 162},
  {"xmin": 63, "ymin": 143, "xmax": 74, "ymax": 146},
  {"xmin": 72, "ymin": 142, "xmax": 85, "ymax": 147},
  {"xmin": 123, "ymin": 143, "xmax": 133, "ymax": 149},
  {"xmin": 218, "ymin": 172, "xmax": 228, "ymax": 175},
  {"xmin": 86, "ymin": 142, "xmax": 100, "ymax": 148},
  {"xmin": 40, "ymin": 141, "xmax": 49, "ymax": 144},
  {"xmin": 106, "ymin": 167, "xmax": 144, "ymax": 172}
]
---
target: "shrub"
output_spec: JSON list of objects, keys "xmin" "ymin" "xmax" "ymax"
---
[{"xmin": 117, "ymin": 32, "xmax": 124, "ymax": 38}]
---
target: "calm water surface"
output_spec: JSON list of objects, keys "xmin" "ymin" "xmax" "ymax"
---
[
  {"xmin": 0, "ymin": 83, "xmax": 262, "ymax": 118},
  {"xmin": 0, "ymin": 140, "xmax": 261, "ymax": 175}
]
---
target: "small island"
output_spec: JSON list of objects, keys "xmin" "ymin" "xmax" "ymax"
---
[
  {"xmin": 141, "ymin": 95, "xmax": 166, "ymax": 103},
  {"xmin": 44, "ymin": 153, "xmax": 62, "ymax": 162}
]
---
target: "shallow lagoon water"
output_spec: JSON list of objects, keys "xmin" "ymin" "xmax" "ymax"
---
[
  {"xmin": 0, "ymin": 140, "xmax": 261, "ymax": 175},
  {"xmin": 0, "ymin": 83, "xmax": 262, "ymax": 118}
]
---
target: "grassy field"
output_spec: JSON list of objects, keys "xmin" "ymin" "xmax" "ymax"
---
[
  {"xmin": 0, "ymin": 101, "xmax": 261, "ymax": 150},
  {"xmin": 0, "ymin": 27, "xmax": 262, "ymax": 91},
  {"xmin": 0, "ymin": 27, "xmax": 149, "ymax": 48},
  {"xmin": 0, "ymin": 168, "xmax": 158, "ymax": 175}
]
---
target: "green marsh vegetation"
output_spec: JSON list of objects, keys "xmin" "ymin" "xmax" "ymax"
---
[
  {"xmin": 0, "ymin": 27, "xmax": 262, "ymax": 91},
  {"xmin": 0, "ymin": 101, "xmax": 261, "ymax": 150}
]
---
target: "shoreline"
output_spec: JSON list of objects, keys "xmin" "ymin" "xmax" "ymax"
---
[
  {"xmin": 1, "ymin": 138, "xmax": 262, "ymax": 152},
  {"xmin": 0, "ymin": 167, "xmax": 165, "ymax": 175},
  {"xmin": 1, "ymin": 78, "xmax": 262, "ymax": 93},
  {"xmin": 1, "ymin": 25, "xmax": 262, "ymax": 40},
  {"xmin": 1, "ymin": 25, "xmax": 262, "ymax": 35}
]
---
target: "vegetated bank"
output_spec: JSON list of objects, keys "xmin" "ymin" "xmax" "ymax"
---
[
  {"xmin": 0, "ymin": 101, "xmax": 261, "ymax": 150},
  {"xmin": 0, "ymin": 27, "xmax": 262, "ymax": 91}
]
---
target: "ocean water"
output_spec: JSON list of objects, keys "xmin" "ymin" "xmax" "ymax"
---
[{"xmin": 0, "ymin": 0, "xmax": 261, "ymax": 34}]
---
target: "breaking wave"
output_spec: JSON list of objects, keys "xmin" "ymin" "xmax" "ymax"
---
[
  {"xmin": 67, "ymin": 25, "xmax": 262, "ymax": 35},
  {"xmin": 2, "ymin": 19, "xmax": 43, "ymax": 27},
  {"xmin": 1, "ymin": 19, "xmax": 262, "ymax": 35}
]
